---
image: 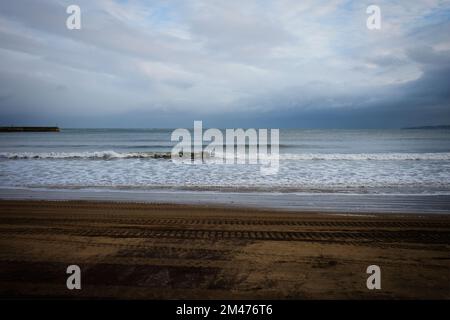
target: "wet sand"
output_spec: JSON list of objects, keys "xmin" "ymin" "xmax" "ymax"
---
[
  {"xmin": 0, "ymin": 200, "xmax": 449, "ymax": 299},
  {"xmin": 2, "ymin": 187, "xmax": 450, "ymax": 213}
]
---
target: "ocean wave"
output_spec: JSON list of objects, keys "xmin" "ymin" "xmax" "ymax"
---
[
  {"xmin": 0, "ymin": 151, "xmax": 171, "ymax": 160},
  {"xmin": 1, "ymin": 151, "xmax": 450, "ymax": 161},
  {"xmin": 279, "ymin": 152, "xmax": 450, "ymax": 161}
]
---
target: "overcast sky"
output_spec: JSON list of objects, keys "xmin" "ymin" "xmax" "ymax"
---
[{"xmin": 0, "ymin": 0, "xmax": 449, "ymax": 128}]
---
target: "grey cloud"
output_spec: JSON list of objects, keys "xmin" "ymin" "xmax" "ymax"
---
[{"xmin": 0, "ymin": 0, "xmax": 449, "ymax": 128}]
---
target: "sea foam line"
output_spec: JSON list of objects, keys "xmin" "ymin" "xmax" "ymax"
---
[{"xmin": 1, "ymin": 151, "xmax": 450, "ymax": 161}]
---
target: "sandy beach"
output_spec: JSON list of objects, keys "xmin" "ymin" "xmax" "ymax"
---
[{"xmin": 0, "ymin": 200, "xmax": 449, "ymax": 299}]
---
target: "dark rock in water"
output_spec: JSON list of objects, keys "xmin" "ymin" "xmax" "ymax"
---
[
  {"xmin": 0, "ymin": 127, "xmax": 60, "ymax": 132},
  {"xmin": 151, "ymin": 153, "xmax": 171, "ymax": 159}
]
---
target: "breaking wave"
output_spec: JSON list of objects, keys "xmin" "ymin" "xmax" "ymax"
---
[
  {"xmin": 279, "ymin": 152, "xmax": 450, "ymax": 161},
  {"xmin": 1, "ymin": 151, "xmax": 450, "ymax": 161},
  {"xmin": 0, "ymin": 151, "xmax": 171, "ymax": 160}
]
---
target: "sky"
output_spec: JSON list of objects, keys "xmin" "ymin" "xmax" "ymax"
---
[{"xmin": 0, "ymin": 0, "xmax": 449, "ymax": 128}]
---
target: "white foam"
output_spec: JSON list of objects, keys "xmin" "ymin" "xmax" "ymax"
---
[
  {"xmin": 279, "ymin": 152, "xmax": 450, "ymax": 161},
  {"xmin": 0, "ymin": 151, "xmax": 166, "ymax": 160},
  {"xmin": 1, "ymin": 151, "xmax": 450, "ymax": 161}
]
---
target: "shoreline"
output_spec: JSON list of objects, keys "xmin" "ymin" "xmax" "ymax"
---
[
  {"xmin": 0, "ymin": 200, "xmax": 449, "ymax": 299},
  {"xmin": 1, "ymin": 197, "xmax": 450, "ymax": 218},
  {"xmin": 1, "ymin": 187, "xmax": 450, "ymax": 214}
]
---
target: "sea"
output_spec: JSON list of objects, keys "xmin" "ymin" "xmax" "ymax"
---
[{"xmin": 1, "ymin": 128, "xmax": 449, "ymax": 213}]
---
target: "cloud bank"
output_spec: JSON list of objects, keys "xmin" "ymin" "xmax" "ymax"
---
[{"xmin": 0, "ymin": 0, "xmax": 449, "ymax": 128}]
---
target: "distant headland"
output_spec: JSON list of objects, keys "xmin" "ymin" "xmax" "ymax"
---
[
  {"xmin": 0, "ymin": 126, "xmax": 60, "ymax": 132},
  {"xmin": 402, "ymin": 125, "xmax": 450, "ymax": 130}
]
